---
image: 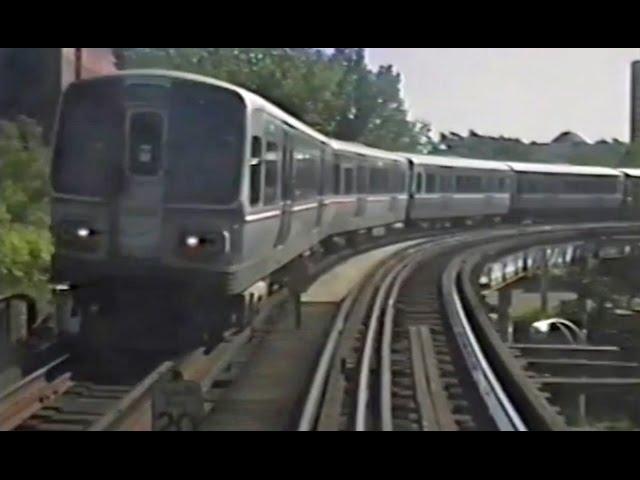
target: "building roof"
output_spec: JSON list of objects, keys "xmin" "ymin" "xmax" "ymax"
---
[{"xmin": 551, "ymin": 131, "xmax": 589, "ymax": 145}]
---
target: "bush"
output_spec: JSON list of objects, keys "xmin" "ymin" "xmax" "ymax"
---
[{"xmin": 0, "ymin": 117, "xmax": 52, "ymax": 300}]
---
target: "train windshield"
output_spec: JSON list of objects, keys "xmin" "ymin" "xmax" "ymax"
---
[
  {"xmin": 165, "ymin": 81, "xmax": 245, "ymax": 205},
  {"xmin": 52, "ymin": 80, "xmax": 125, "ymax": 198},
  {"xmin": 52, "ymin": 77, "xmax": 245, "ymax": 204}
]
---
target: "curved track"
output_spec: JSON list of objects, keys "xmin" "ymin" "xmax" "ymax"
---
[
  {"xmin": 299, "ymin": 222, "xmax": 640, "ymax": 431},
  {"xmin": 4, "ymin": 222, "xmax": 640, "ymax": 431}
]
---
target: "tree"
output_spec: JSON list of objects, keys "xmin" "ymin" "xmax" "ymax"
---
[
  {"xmin": 0, "ymin": 117, "xmax": 52, "ymax": 298},
  {"xmin": 114, "ymin": 48, "xmax": 433, "ymax": 153},
  {"xmin": 620, "ymin": 142, "xmax": 640, "ymax": 168}
]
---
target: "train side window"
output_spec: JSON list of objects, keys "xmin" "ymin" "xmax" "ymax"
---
[
  {"xmin": 250, "ymin": 136, "xmax": 263, "ymax": 206},
  {"xmin": 263, "ymin": 141, "xmax": 280, "ymax": 206},
  {"xmin": 293, "ymin": 135, "xmax": 321, "ymax": 201},
  {"xmin": 485, "ymin": 177, "xmax": 493, "ymax": 193},
  {"xmin": 370, "ymin": 163, "xmax": 389, "ymax": 194},
  {"xmin": 473, "ymin": 176, "xmax": 482, "ymax": 193},
  {"xmin": 425, "ymin": 174, "xmax": 436, "ymax": 193},
  {"xmin": 334, "ymin": 163, "xmax": 342, "ymax": 194},
  {"xmin": 415, "ymin": 172, "xmax": 424, "ymax": 194},
  {"xmin": 400, "ymin": 168, "xmax": 408, "ymax": 194},
  {"xmin": 128, "ymin": 111, "xmax": 164, "ymax": 176},
  {"xmin": 391, "ymin": 163, "xmax": 402, "ymax": 194},
  {"xmin": 498, "ymin": 177, "xmax": 506, "ymax": 192},
  {"xmin": 357, "ymin": 163, "xmax": 369, "ymax": 194},
  {"xmin": 441, "ymin": 175, "xmax": 450, "ymax": 193},
  {"xmin": 344, "ymin": 167, "xmax": 355, "ymax": 195}
]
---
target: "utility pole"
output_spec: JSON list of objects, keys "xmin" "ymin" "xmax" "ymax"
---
[
  {"xmin": 74, "ymin": 48, "xmax": 83, "ymax": 81},
  {"xmin": 631, "ymin": 49, "xmax": 640, "ymax": 143}
]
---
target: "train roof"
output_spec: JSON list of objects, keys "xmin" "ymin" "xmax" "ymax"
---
[
  {"xmin": 505, "ymin": 162, "xmax": 622, "ymax": 177},
  {"xmin": 74, "ymin": 69, "xmax": 331, "ymax": 145},
  {"xmin": 619, "ymin": 169, "xmax": 640, "ymax": 178},
  {"xmin": 403, "ymin": 154, "xmax": 512, "ymax": 172},
  {"xmin": 329, "ymin": 139, "xmax": 406, "ymax": 162}
]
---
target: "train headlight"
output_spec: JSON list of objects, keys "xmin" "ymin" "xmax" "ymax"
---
[
  {"xmin": 55, "ymin": 222, "xmax": 101, "ymax": 253},
  {"xmin": 185, "ymin": 235, "xmax": 201, "ymax": 248},
  {"xmin": 180, "ymin": 231, "xmax": 229, "ymax": 259},
  {"xmin": 77, "ymin": 227, "xmax": 92, "ymax": 238}
]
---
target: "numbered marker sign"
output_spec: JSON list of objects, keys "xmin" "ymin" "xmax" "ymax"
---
[{"xmin": 152, "ymin": 372, "xmax": 205, "ymax": 431}]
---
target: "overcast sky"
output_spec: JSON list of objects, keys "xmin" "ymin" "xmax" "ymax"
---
[{"xmin": 366, "ymin": 48, "xmax": 640, "ymax": 143}]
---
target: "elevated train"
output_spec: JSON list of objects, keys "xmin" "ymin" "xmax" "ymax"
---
[{"xmin": 49, "ymin": 70, "xmax": 635, "ymax": 353}]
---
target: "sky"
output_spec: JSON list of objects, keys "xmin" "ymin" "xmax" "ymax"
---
[{"xmin": 366, "ymin": 48, "xmax": 640, "ymax": 143}]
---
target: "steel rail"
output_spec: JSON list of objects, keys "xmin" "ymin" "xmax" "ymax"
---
[{"xmin": 442, "ymin": 257, "xmax": 527, "ymax": 431}]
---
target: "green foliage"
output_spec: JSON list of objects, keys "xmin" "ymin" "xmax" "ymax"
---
[
  {"xmin": 0, "ymin": 117, "xmax": 52, "ymax": 297},
  {"xmin": 438, "ymin": 131, "xmax": 629, "ymax": 166},
  {"xmin": 114, "ymin": 48, "xmax": 434, "ymax": 153},
  {"xmin": 621, "ymin": 142, "xmax": 640, "ymax": 167}
]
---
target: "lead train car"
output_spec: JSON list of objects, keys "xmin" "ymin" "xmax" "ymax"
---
[
  {"xmin": 50, "ymin": 70, "xmax": 411, "ymax": 350},
  {"xmin": 51, "ymin": 69, "xmax": 338, "ymax": 293},
  {"xmin": 51, "ymin": 70, "xmax": 343, "ymax": 349}
]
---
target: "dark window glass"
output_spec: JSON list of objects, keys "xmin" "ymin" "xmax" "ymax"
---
[
  {"xmin": 425, "ymin": 173, "xmax": 437, "ymax": 193},
  {"xmin": 485, "ymin": 177, "xmax": 495, "ymax": 193},
  {"xmin": 439, "ymin": 175, "xmax": 451, "ymax": 193},
  {"xmin": 264, "ymin": 140, "xmax": 280, "ymax": 206},
  {"xmin": 165, "ymin": 81, "xmax": 245, "ymax": 205},
  {"xmin": 126, "ymin": 84, "xmax": 169, "ymax": 105},
  {"xmin": 293, "ymin": 136, "xmax": 321, "ymax": 201},
  {"xmin": 344, "ymin": 168, "xmax": 355, "ymax": 195},
  {"xmin": 264, "ymin": 161, "xmax": 279, "ymax": 206},
  {"xmin": 53, "ymin": 79, "xmax": 245, "ymax": 204},
  {"xmin": 250, "ymin": 165, "xmax": 262, "ymax": 206},
  {"xmin": 498, "ymin": 177, "xmax": 507, "ymax": 192},
  {"xmin": 357, "ymin": 164, "xmax": 369, "ymax": 194},
  {"xmin": 52, "ymin": 79, "xmax": 125, "ymax": 197},
  {"xmin": 519, "ymin": 174, "xmax": 540, "ymax": 194},
  {"xmin": 333, "ymin": 163, "xmax": 341, "ymax": 194},
  {"xmin": 251, "ymin": 136, "xmax": 263, "ymax": 159},
  {"xmin": 456, "ymin": 176, "xmax": 483, "ymax": 193},
  {"xmin": 249, "ymin": 136, "xmax": 263, "ymax": 206},
  {"xmin": 370, "ymin": 163, "xmax": 389, "ymax": 194},
  {"xmin": 415, "ymin": 172, "xmax": 424, "ymax": 194},
  {"xmin": 391, "ymin": 164, "xmax": 404, "ymax": 193},
  {"xmin": 128, "ymin": 111, "xmax": 163, "ymax": 176},
  {"xmin": 398, "ymin": 167, "xmax": 407, "ymax": 193}
]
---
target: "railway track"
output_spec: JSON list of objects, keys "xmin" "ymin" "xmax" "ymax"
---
[
  {"xmin": 299, "ymin": 223, "xmax": 640, "ymax": 431},
  {"xmin": 299, "ymin": 231, "xmax": 511, "ymax": 431},
  {"xmin": 0, "ymin": 288, "xmax": 289, "ymax": 431},
  {"xmin": 458, "ymin": 233, "xmax": 640, "ymax": 430},
  {"xmin": 2, "ymin": 225, "xmax": 471, "ymax": 431},
  {"xmin": 4, "ymin": 222, "xmax": 640, "ymax": 431}
]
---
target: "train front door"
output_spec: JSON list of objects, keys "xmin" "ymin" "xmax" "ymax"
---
[{"xmin": 116, "ymin": 109, "xmax": 166, "ymax": 258}]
